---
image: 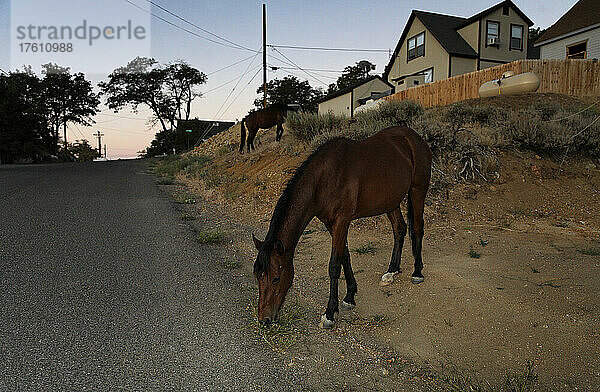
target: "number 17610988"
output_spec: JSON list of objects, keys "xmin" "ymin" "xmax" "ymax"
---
[{"xmin": 19, "ymin": 42, "xmax": 73, "ymax": 53}]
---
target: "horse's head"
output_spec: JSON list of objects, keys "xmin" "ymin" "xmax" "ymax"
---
[{"xmin": 252, "ymin": 234, "xmax": 294, "ymax": 325}]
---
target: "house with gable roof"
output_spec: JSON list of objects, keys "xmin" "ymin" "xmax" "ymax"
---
[
  {"xmin": 383, "ymin": 0, "xmax": 534, "ymax": 91},
  {"xmin": 534, "ymin": 0, "xmax": 600, "ymax": 60}
]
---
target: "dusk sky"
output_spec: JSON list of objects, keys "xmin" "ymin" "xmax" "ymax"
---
[{"xmin": 0, "ymin": 0, "xmax": 578, "ymax": 158}]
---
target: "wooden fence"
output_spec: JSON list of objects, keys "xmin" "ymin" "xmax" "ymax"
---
[{"xmin": 384, "ymin": 59, "xmax": 600, "ymax": 108}]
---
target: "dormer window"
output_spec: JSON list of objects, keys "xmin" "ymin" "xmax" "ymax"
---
[{"xmin": 407, "ymin": 32, "xmax": 425, "ymax": 61}]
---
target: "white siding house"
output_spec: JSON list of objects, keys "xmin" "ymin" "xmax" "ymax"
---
[{"xmin": 535, "ymin": 0, "xmax": 600, "ymax": 60}]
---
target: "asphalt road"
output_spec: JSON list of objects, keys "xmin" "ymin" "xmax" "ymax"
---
[{"xmin": 0, "ymin": 160, "xmax": 308, "ymax": 391}]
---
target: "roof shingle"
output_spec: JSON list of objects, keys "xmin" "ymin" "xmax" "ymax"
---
[
  {"xmin": 535, "ymin": 0, "xmax": 600, "ymax": 45},
  {"xmin": 414, "ymin": 11, "xmax": 478, "ymax": 58}
]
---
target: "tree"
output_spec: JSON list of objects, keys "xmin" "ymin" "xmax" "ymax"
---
[
  {"xmin": 328, "ymin": 60, "xmax": 376, "ymax": 94},
  {"xmin": 527, "ymin": 27, "xmax": 546, "ymax": 59},
  {"xmin": 528, "ymin": 27, "xmax": 546, "ymax": 44},
  {"xmin": 0, "ymin": 69, "xmax": 52, "ymax": 163},
  {"xmin": 70, "ymin": 139, "xmax": 100, "ymax": 162},
  {"xmin": 253, "ymin": 75, "xmax": 324, "ymax": 112},
  {"xmin": 164, "ymin": 62, "xmax": 207, "ymax": 123},
  {"xmin": 99, "ymin": 57, "xmax": 206, "ymax": 154},
  {"xmin": 0, "ymin": 65, "xmax": 98, "ymax": 163},
  {"xmin": 40, "ymin": 63, "xmax": 99, "ymax": 154}
]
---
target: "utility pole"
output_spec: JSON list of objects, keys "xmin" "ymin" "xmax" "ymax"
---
[
  {"xmin": 103, "ymin": 145, "xmax": 107, "ymax": 159},
  {"xmin": 63, "ymin": 122, "xmax": 68, "ymax": 151},
  {"xmin": 94, "ymin": 130, "xmax": 104, "ymax": 157},
  {"xmin": 262, "ymin": 3, "xmax": 267, "ymax": 109}
]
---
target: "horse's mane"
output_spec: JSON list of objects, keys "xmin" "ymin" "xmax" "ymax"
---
[{"xmin": 253, "ymin": 137, "xmax": 346, "ymax": 275}]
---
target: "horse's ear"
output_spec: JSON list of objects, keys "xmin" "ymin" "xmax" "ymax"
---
[
  {"xmin": 252, "ymin": 234, "xmax": 264, "ymax": 251},
  {"xmin": 274, "ymin": 239, "xmax": 285, "ymax": 256}
]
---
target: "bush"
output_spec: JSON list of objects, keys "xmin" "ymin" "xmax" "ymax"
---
[
  {"xmin": 286, "ymin": 111, "xmax": 347, "ymax": 144},
  {"xmin": 529, "ymin": 101, "xmax": 563, "ymax": 121},
  {"xmin": 361, "ymin": 100, "xmax": 424, "ymax": 127},
  {"xmin": 284, "ymin": 97, "xmax": 600, "ymax": 190},
  {"xmin": 499, "ymin": 109, "xmax": 600, "ymax": 156},
  {"xmin": 153, "ymin": 154, "xmax": 212, "ymax": 178}
]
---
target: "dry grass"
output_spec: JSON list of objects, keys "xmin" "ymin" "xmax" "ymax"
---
[
  {"xmin": 245, "ymin": 297, "xmax": 305, "ymax": 352},
  {"xmin": 285, "ymin": 98, "xmax": 600, "ymax": 193}
]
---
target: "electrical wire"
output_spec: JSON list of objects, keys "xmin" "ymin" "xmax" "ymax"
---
[
  {"xmin": 216, "ymin": 67, "xmax": 262, "ymax": 128},
  {"xmin": 203, "ymin": 64, "xmax": 262, "ymax": 95},
  {"xmin": 195, "ymin": 49, "xmax": 261, "ymax": 144},
  {"xmin": 207, "ymin": 54, "xmax": 258, "ymax": 75},
  {"xmin": 121, "ymin": 0, "xmax": 257, "ymax": 52},
  {"xmin": 270, "ymin": 47, "xmax": 329, "ymax": 86},
  {"xmin": 96, "ymin": 112, "xmax": 149, "ymax": 120},
  {"xmin": 143, "ymin": 0, "xmax": 257, "ymax": 52},
  {"xmin": 269, "ymin": 65, "xmax": 344, "ymax": 74},
  {"xmin": 69, "ymin": 123, "xmax": 87, "ymax": 140},
  {"xmin": 268, "ymin": 44, "xmax": 389, "ymax": 53},
  {"xmin": 97, "ymin": 124, "xmax": 154, "ymax": 135}
]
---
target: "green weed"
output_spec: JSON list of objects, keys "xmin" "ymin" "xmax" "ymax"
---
[
  {"xmin": 578, "ymin": 247, "xmax": 600, "ymax": 256},
  {"xmin": 352, "ymin": 242, "xmax": 377, "ymax": 255},
  {"xmin": 246, "ymin": 297, "xmax": 305, "ymax": 352},
  {"xmin": 221, "ymin": 258, "xmax": 241, "ymax": 269},
  {"xmin": 197, "ymin": 230, "xmax": 226, "ymax": 244},
  {"xmin": 172, "ymin": 192, "xmax": 196, "ymax": 204}
]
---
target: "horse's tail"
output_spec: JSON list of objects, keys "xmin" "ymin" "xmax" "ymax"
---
[{"xmin": 239, "ymin": 118, "xmax": 246, "ymax": 153}]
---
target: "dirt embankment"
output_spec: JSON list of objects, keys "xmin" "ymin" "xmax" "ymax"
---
[{"xmin": 180, "ymin": 97, "xmax": 600, "ymax": 391}]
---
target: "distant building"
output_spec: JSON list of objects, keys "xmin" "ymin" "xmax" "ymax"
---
[
  {"xmin": 383, "ymin": 0, "xmax": 533, "ymax": 91},
  {"xmin": 534, "ymin": 0, "xmax": 600, "ymax": 60},
  {"xmin": 317, "ymin": 76, "xmax": 393, "ymax": 117},
  {"xmin": 176, "ymin": 119, "xmax": 234, "ymax": 147}
]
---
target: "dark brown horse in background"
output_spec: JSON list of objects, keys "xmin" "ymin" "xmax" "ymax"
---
[
  {"xmin": 239, "ymin": 103, "xmax": 293, "ymax": 153},
  {"xmin": 252, "ymin": 126, "xmax": 432, "ymax": 328}
]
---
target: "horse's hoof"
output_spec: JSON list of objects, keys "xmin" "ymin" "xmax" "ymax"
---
[
  {"xmin": 411, "ymin": 276, "xmax": 424, "ymax": 284},
  {"xmin": 340, "ymin": 301, "xmax": 355, "ymax": 311},
  {"xmin": 380, "ymin": 271, "xmax": 398, "ymax": 286},
  {"xmin": 319, "ymin": 314, "xmax": 335, "ymax": 329}
]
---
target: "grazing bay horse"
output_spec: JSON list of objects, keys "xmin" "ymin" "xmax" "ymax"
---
[
  {"xmin": 239, "ymin": 103, "xmax": 291, "ymax": 153},
  {"xmin": 252, "ymin": 126, "xmax": 432, "ymax": 328}
]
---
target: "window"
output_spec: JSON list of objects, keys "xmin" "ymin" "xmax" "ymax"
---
[
  {"xmin": 510, "ymin": 24, "xmax": 523, "ymax": 50},
  {"xmin": 503, "ymin": 4, "xmax": 509, "ymax": 15},
  {"xmin": 486, "ymin": 21, "xmax": 500, "ymax": 47},
  {"xmin": 423, "ymin": 68, "xmax": 433, "ymax": 83},
  {"xmin": 567, "ymin": 42, "xmax": 587, "ymax": 59},
  {"xmin": 407, "ymin": 32, "xmax": 425, "ymax": 61}
]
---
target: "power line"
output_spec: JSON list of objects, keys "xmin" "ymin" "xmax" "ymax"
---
[
  {"xmin": 69, "ymin": 124, "xmax": 87, "ymax": 140},
  {"xmin": 96, "ymin": 112, "xmax": 148, "ymax": 120},
  {"xmin": 0, "ymin": 68, "xmax": 8, "ymax": 75},
  {"xmin": 203, "ymin": 64, "xmax": 262, "ymax": 95},
  {"xmin": 207, "ymin": 54, "xmax": 257, "ymax": 75},
  {"xmin": 196, "ymin": 49, "xmax": 261, "ymax": 143},
  {"xmin": 270, "ymin": 47, "xmax": 329, "ymax": 86},
  {"xmin": 121, "ymin": 0, "xmax": 257, "ymax": 52},
  {"xmin": 280, "ymin": 67, "xmax": 338, "ymax": 82},
  {"xmin": 95, "ymin": 124, "xmax": 155, "ymax": 135},
  {"xmin": 218, "ymin": 67, "xmax": 262, "ymax": 127},
  {"xmin": 143, "ymin": 0, "xmax": 257, "ymax": 52},
  {"xmin": 269, "ymin": 65, "xmax": 344, "ymax": 74},
  {"xmin": 268, "ymin": 44, "xmax": 389, "ymax": 53}
]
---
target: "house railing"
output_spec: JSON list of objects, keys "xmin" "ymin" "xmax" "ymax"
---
[{"xmin": 384, "ymin": 59, "xmax": 600, "ymax": 108}]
